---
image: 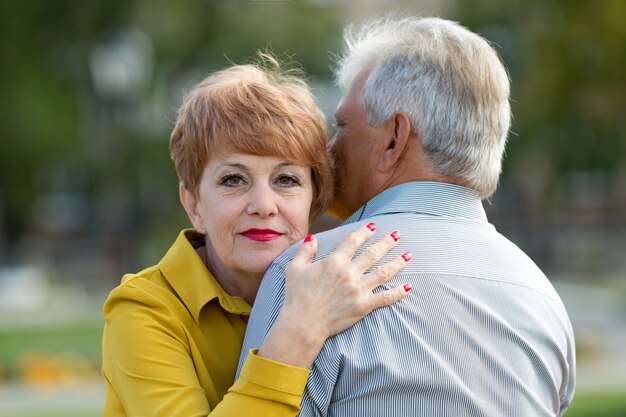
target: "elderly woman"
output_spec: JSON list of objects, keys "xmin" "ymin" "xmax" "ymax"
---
[{"xmin": 101, "ymin": 59, "xmax": 412, "ymax": 417}]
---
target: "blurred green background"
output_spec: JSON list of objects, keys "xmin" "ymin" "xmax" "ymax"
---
[{"xmin": 0, "ymin": 0, "xmax": 624, "ymax": 415}]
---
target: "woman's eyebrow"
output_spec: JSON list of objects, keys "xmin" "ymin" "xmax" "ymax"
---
[
  {"xmin": 215, "ymin": 162, "xmax": 249, "ymax": 171},
  {"xmin": 275, "ymin": 161, "xmax": 294, "ymax": 169},
  {"xmin": 213, "ymin": 161, "xmax": 297, "ymax": 173}
]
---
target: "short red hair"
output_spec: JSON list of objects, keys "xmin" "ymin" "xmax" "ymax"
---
[{"xmin": 170, "ymin": 57, "xmax": 333, "ymax": 222}]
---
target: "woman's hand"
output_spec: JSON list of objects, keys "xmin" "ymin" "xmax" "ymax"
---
[
  {"xmin": 258, "ymin": 223, "xmax": 411, "ymax": 368},
  {"xmin": 284, "ymin": 222, "xmax": 411, "ymax": 338}
]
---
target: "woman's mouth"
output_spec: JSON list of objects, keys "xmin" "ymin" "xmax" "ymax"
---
[{"xmin": 239, "ymin": 228, "xmax": 284, "ymax": 242}]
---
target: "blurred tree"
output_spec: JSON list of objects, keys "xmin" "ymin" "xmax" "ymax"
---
[
  {"xmin": 0, "ymin": 0, "xmax": 131, "ymax": 246},
  {"xmin": 1, "ymin": 0, "xmax": 624, "ymax": 277},
  {"xmin": 0, "ymin": 0, "xmax": 342, "ymax": 276},
  {"xmin": 454, "ymin": 0, "xmax": 626, "ymax": 193},
  {"xmin": 453, "ymin": 0, "xmax": 626, "ymax": 273}
]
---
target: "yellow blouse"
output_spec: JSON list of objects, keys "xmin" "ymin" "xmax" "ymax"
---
[{"xmin": 101, "ymin": 229, "xmax": 310, "ymax": 417}]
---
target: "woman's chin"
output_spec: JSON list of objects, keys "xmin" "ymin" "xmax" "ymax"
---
[
  {"xmin": 235, "ymin": 255, "xmax": 280, "ymax": 276},
  {"xmin": 236, "ymin": 241, "xmax": 294, "ymax": 273}
]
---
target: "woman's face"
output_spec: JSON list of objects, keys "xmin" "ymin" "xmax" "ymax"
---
[{"xmin": 183, "ymin": 152, "xmax": 313, "ymax": 277}]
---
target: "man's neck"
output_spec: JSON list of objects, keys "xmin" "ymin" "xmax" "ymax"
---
[{"xmin": 330, "ymin": 174, "xmax": 462, "ymax": 222}]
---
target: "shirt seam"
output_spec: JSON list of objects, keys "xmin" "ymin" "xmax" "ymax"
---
[
  {"xmin": 404, "ymin": 271, "xmax": 563, "ymax": 302},
  {"xmin": 273, "ymin": 255, "xmax": 555, "ymax": 301},
  {"xmin": 356, "ymin": 202, "xmax": 368, "ymax": 221}
]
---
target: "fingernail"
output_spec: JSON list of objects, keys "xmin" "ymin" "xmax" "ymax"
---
[
  {"xmin": 402, "ymin": 252, "xmax": 412, "ymax": 262},
  {"xmin": 366, "ymin": 222, "xmax": 376, "ymax": 232},
  {"xmin": 390, "ymin": 231, "xmax": 401, "ymax": 242},
  {"xmin": 403, "ymin": 283, "xmax": 412, "ymax": 292},
  {"xmin": 304, "ymin": 234, "xmax": 314, "ymax": 243}
]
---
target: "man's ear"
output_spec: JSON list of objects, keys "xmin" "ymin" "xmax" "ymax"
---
[
  {"xmin": 179, "ymin": 182, "xmax": 205, "ymax": 233},
  {"xmin": 377, "ymin": 112, "xmax": 412, "ymax": 172}
]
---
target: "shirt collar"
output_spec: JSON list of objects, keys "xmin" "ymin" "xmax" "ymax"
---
[
  {"xmin": 343, "ymin": 181, "xmax": 487, "ymax": 225},
  {"xmin": 158, "ymin": 229, "xmax": 251, "ymax": 324}
]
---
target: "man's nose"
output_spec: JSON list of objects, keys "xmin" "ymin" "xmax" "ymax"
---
[{"xmin": 246, "ymin": 183, "xmax": 278, "ymax": 217}]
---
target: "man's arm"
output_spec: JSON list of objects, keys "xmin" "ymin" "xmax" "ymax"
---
[{"xmin": 558, "ymin": 320, "xmax": 577, "ymax": 416}]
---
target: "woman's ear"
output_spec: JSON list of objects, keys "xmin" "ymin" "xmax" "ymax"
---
[
  {"xmin": 179, "ymin": 183, "xmax": 206, "ymax": 233},
  {"xmin": 377, "ymin": 112, "xmax": 412, "ymax": 172}
]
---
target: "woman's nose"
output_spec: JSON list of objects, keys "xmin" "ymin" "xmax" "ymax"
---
[{"xmin": 246, "ymin": 183, "xmax": 278, "ymax": 217}]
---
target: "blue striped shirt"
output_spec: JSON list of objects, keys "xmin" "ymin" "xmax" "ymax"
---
[{"xmin": 238, "ymin": 181, "xmax": 576, "ymax": 417}]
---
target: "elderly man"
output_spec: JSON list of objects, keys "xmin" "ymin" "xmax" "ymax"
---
[{"xmin": 239, "ymin": 16, "xmax": 575, "ymax": 417}]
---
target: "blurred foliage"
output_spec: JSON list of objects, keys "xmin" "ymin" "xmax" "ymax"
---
[
  {"xmin": 0, "ymin": 0, "xmax": 624, "ymax": 279},
  {"xmin": 0, "ymin": 0, "xmax": 343, "ymax": 274},
  {"xmin": 454, "ymin": 0, "xmax": 626, "ymax": 179}
]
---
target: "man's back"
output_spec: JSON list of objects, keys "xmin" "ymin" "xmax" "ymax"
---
[{"xmin": 240, "ymin": 182, "xmax": 576, "ymax": 416}]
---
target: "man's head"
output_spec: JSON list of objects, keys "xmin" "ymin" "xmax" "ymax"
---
[{"xmin": 328, "ymin": 15, "xmax": 511, "ymax": 219}]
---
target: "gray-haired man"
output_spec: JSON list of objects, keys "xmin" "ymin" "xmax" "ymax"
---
[{"xmin": 240, "ymin": 16, "xmax": 575, "ymax": 417}]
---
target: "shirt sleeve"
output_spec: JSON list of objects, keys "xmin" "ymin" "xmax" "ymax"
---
[
  {"xmin": 102, "ymin": 284, "xmax": 212, "ymax": 417},
  {"xmin": 102, "ymin": 282, "xmax": 310, "ymax": 417},
  {"xmin": 558, "ymin": 321, "xmax": 577, "ymax": 416},
  {"xmin": 217, "ymin": 349, "xmax": 310, "ymax": 416}
]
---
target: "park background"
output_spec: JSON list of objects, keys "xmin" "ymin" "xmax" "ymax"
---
[{"xmin": 0, "ymin": 0, "xmax": 624, "ymax": 415}]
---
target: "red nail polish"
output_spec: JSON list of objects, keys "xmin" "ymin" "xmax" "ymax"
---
[
  {"xmin": 366, "ymin": 222, "xmax": 376, "ymax": 232},
  {"xmin": 391, "ymin": 231, "xmax": 401, "ymax": 242},
  {"xmin": 402, "ymin": 252, "xmax": 412, "ymax": 262},
  {"xmin": 304, "ymin": 234, "xmax": 314, "ymax": 243},
  {"xmin": 403, "ymin": 284, "xmax": 412, "ymax": 292}
]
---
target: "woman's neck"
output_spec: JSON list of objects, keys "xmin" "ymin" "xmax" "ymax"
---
[{"xmin": 195, "ymin": 245, "xmax": 263, "ymax": 306}]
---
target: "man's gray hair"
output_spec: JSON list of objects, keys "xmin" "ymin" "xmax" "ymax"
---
[{"xmin": 335, "ymin": 15, "xmax": 511, "ymax": 198}]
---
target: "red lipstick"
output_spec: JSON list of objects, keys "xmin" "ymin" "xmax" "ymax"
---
[{"xmin": 239, "ymin": 228, "xmax": 284, "ymax": 242}]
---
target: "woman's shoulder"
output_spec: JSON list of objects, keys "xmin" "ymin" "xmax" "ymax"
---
[
  {"xmin": 103, "ymin": 264, "xmax": 182, "ymax": 320},
  {"xmin": 102, "ymin": 265, "xmax": 191, "ymax": 358}
]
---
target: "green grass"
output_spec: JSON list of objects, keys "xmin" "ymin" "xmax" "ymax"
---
[
  {"xmin": 0, "ymin": 322, "xmax": 102, "ymax": 356},
  {"xmin": 8, "ymin": 410, "xmax": 100, "ymax": 417},
  {"xmin": 2, "ymin": 324, "xmax": 625, "ymax": 416},
  {"xmin": 0, "ymin": 321, "xmax": 103, "ymax": 379},
  {"xmin": 565, "ymin": 391, "xmax": 626, "ymax": 416}
]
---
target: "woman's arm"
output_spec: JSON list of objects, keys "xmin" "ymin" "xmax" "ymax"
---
[
  {"xmin": 103, "ymin": 283, "xmax": 311, "ymax": 417},
  {"xmin": 102, "ymin": 223, "xmax": 409, "ymax": 417}
]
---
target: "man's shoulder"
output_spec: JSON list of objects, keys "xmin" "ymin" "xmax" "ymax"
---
[{"xmin": 271, "ymin": 221, "xmax": 368, "ymax": 269}]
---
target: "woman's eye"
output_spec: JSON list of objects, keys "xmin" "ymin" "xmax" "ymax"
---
[
  {"xmin": 276, "ymin": 175, "xmax": 301, "ymax": 187},
  {"xmin": 219, "ymin": 174, "xmax": 246, "ymax": 187}
]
